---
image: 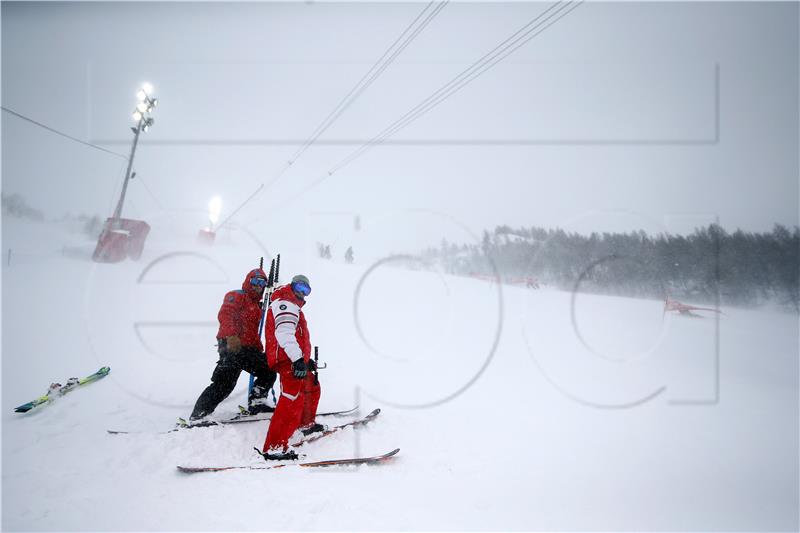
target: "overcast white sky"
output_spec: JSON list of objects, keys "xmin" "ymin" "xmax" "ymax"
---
[{"xmin": 2, "ymin": 1, "xmax": 798, "ymax": 254}]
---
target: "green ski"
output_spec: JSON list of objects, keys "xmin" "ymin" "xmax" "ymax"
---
[{"xmin": 14, "ymin": 366, "xmax": 111, "ymax": 413}]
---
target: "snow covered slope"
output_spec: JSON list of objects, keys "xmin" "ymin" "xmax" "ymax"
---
[{"xmin": 2, "ymin": 217, "xmax": 798, "ymax": 531}]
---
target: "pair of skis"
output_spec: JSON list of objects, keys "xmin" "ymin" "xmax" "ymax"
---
[
  {"xmin": 249, "ymin": 254, "xmax": 280, "ymax": 398},
  {"xmin": 107, "ymin": 405, "xmax": 360, "ymax": 435},
  {"xmin": 291, "ymin": 408, "xmax": 380, "ymax": 447},
  {"xmin": 14, "ymin": 366, "xmax": 111, "ymax": 413},
  {"xmin": 175, "ymin": 408, "xmax": 396, "ymax": 473},
  {"xmin": 177, "ymin": 447, "xmax": 399, "ymax": 473}
]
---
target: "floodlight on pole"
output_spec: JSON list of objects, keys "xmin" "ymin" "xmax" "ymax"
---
[
  {"xmin": 93, "ymin": 82, "xmax": 157, "ymax": 263},
  {"xmin": 114, "ymin": 83, "xmax": 158, "ymax": 221}
]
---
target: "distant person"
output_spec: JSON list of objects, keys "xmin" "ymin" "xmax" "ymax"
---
[
  {"xmin": 344, "ymin": 246, "xmax": 354, "ymax": 264},
  {"xmin": 190, "ymin": 268, "xmax": 277, "ymax": 420},
  {"xmin": 260, "ymin": 274, "xmax": 322, "ymax": 460}
]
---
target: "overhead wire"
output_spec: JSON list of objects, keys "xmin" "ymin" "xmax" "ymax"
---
[
  {"xmin": 2, "ymin": 106, "xmax": 129, "ymax": 160},
  {"xmin": 326, "ymin": 0, "xmax": 584, "ymax": 176},
  {"xmin": 3, "ymin": 105, "xmax": 170, "ymax": 215},
  {"xmin": 282, "ymin": 0, "xmax": 448, "ymax": 171},
  {"xmin": 216, "ymin": 1, "xmax": 448, "ymax": 231},
  {"xmin": 254, "ymin": 0, "xmax": 584, "ymax": 217}
]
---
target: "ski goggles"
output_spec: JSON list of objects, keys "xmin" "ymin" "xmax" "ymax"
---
[
  {"xmin": 250, "ymin": 277, "xmax": 267, "ymax": 288},
  {"xmin": 292, "ymin": 280, "xmax": 311, "ymax": 296}
]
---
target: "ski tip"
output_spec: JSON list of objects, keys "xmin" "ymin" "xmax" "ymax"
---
[
  {"xmin": 14, "ymin": 401, "xmax": 38, "ymax": 413},
  {"xmin": 298, "ymin": 448, "xmax": 401, "ymax": 468}
]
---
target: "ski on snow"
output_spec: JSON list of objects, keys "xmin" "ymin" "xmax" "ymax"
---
[
  {"xmin": 14, "ymin": 366, "xmax": 111, "ymax": 413},
  {"xmin": 107, "ymin": 405, "xmax": 361, "ymax": 435},
  {"xmin": 176, "ymin": 447, "xmax": 400, "ymax": 473},
  {"xmin": 232, "ymin": 403, "xmax": 358, "ymax": 423},
  {"xmin": 291, "ymin": 408, "xmax": 381, "ymax": 448}
]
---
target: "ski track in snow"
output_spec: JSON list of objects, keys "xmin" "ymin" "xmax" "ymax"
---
[{"xmin": 2, "ymin": 218, "xmax": 798, "ymax": 531}]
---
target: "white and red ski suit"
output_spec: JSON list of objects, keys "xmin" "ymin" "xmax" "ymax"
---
[{"xmin": 262, "ymin": 284, "xmax": 320, "ymax": 452}]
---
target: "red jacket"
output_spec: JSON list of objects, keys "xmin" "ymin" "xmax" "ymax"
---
[
  {"xmin": 265, "ymin": 284, "xmax": 311, "ymax": 368},
  {"xmin": 216, "ymin": 268, "xmax": 266, "ymax": 350}
]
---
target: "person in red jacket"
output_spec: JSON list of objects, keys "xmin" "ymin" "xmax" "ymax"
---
[
  {"xmin": 259, "ymin": 274, "xmax": 321, "ymax": 460},
  {"xmin": 190, "ymin": 268, "xmax": 277, "ymax": 420}
]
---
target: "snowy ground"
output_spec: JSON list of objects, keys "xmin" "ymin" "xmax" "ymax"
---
[{"xmin": 2, "ymin": 216, "xmax": 798, "ymax": 531}]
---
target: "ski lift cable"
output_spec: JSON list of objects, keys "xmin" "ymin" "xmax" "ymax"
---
[
  {"xmin": 217, "ymin": 1, "xmax": 448, "ymax": 231},
  {"xmin": 244, "ymin": 0, "xmax": 583, "ymax": 226},
  {"xmin": 1, "ymin": 106, "xmax": 129, "ymax": 160},
  {"xmin": 330, "ymin": 0, "xmax": 581, "ymax": 174},
  {"xmin": 328, "ymin": 0, "xmax": 582, "ymax": 175},
  {"xmin": 302, "ymin": 1, "xmax": 448, "ymax": 163},
  {"xmin": 1, "ymin": 104, "xmax": 172, "ymax": 217},
  {"xmin": 261, "ymin": 0, "xmax": 447, "ymax": 193},
  {"xmin": 283, "ymin": 0, "xmax": 446, "ymax": 168},
  {"xmin": 334, "ymin": 1, "xmax": 568, "ymax": 162},
  {"xmin": 281, "ymin": 0, "xmax": 448, "ymax": 169}
]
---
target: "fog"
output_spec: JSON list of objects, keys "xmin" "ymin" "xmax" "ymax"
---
[
  {"xmin": 2, "ymin": 3, "xmax": 798, "ymax": 531},
  {"xmin": 3, "ymin": 1, "xmax": 798, "ymax": 257}
]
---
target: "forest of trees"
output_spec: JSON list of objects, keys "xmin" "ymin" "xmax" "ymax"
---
[{"xmin": 421, "ymin": 224, "xmax": 800, "ymax": 311}]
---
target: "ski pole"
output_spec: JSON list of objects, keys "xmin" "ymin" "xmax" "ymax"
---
[
  {"xmin": 249, "ymin": 255, "xmax": 280, "ymax": 397},
  {"xmin": 313, "ymin": 346, "xmax": 319, "ymax": 385}
]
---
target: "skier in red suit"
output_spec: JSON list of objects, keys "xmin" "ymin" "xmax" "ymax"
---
[
  {"xmin": 190, "ymin": 268, "xmax": 277, "ymax": 420},
  {"xmin": 260, "ymin": 274, "xmax": 322, "ymax": 460}
]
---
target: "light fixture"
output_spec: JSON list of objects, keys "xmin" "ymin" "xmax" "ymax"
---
[
  {"xmin": 208, "ymin": 196, "xmax": 223, "ymax": 227},
  {"xmin": 106, "ymin": 82, "xmax": 159, "ymax": 243}
]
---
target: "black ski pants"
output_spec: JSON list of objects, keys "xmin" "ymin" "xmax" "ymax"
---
[{"xmin": 191, "ymin": 341, "xmax": 277, "ymax": 419}]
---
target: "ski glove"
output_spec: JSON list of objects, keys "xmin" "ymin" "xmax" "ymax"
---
[
  {"xmin": 225, "ymin": 335, "xmax": 242, "ymax": 354},
  {"xmin": 307, "ymin": 358, "xmax": 317, "ymax": 372},
  {"xmin": 292, "ymin": 358, "xmax": 308, "ymax": 379}
]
